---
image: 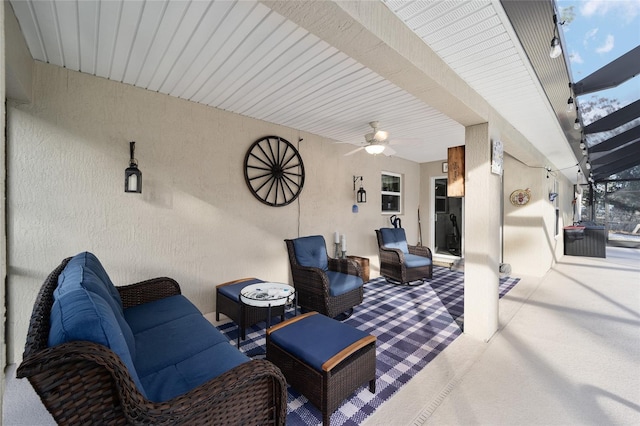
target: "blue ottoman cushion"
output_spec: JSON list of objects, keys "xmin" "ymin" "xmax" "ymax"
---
[
  {"xmin": 269, "ymin": 313, "xmax": 370, "ymax": 371},
  {"xmin": 217, "ymin": 278, "xmax": 264, "ymax": 300}
]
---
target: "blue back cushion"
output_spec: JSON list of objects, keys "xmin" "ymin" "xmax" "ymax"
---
[
  {"xmin": 63, "ymin": 252, "xmax": 123, "ymax": 313},
  {"xmin": 380, "ymin": 228, "xmax": 409, "ymax": 254},
  {"xmin": 292, "ymin": 236, "xmax": 328, "ymax": 271},
  {"xmin": 56, "ymin": 255, "xmax": 135, "ymax": 358},
  {"xmin": 49, "ymin": 288, "xmax": 146, "ymax": 396}
]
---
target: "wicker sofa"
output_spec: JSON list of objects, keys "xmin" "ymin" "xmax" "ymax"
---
[{"xmin": 17, "ymin": 252, "xmax": 287, "ymax": 425}]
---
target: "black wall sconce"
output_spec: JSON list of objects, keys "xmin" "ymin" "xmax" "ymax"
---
[
  {"xmin": 125, "ymin": 141, "xmax": 142, "ymax": 193},
  {"xmin": 353, "ymin": 176, "xmax": 366, "ymax": 203}
]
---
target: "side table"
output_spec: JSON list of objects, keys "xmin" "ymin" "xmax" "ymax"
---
[
  {"xmin": 238, "ymin": 282, "xmax": 296, "ymax": 349},
  {"xmin": 347, "ymin": 255, "xmax": 370, "ymax": 282}
]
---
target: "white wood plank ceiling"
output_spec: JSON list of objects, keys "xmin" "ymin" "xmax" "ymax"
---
[{"xmin": 8, "ymin": 0, "xmax": 575, "ymax": 168}]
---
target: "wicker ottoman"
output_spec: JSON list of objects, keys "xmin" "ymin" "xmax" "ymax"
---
[
  {"xmin": 216, "ymin": 278, "xmax": 285, "ymax": 340},
  {"xmin": 266, "ymin": 312, "xmax": 376, "ymax": 426}
]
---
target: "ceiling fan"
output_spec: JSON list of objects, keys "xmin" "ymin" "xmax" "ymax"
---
[{"xmin": 344, "ymin": 121, "xmax": 397, "ymax": 156}]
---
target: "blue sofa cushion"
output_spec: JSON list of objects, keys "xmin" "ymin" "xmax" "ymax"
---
[
  {"xmin": 380, "ymin": 228, "xmax": 409, "ymax": 254},
  {"xmin": 404, "ymin": 253, "xmax": 432, "ymax": 268},
  {"xmin": 55, "ymin": 259, "xmax": 135, "ymax": 358},
  {"xmin": 292, "ymin": 236, "xmax": 328, "ymax": 271},
  {"xmin": 325, "ymin": 271, "xmax": 363, "ymax": 296},
  {"xmin": 48, "ymin": 288, "xmax": 146, "ymax": 396},
  {"xmin": 124, "ymin": 295, "xmax": 203, "ymax": 334},
  {"xmin": 133, "ymin": 313, "xmax": 229, "ymax": 377},
  {"xmin": 269, "ymin": 314, "xmax": 371, "ymax": 372},
  {"xmin": 217, "ymin": 278, "xmax": 264, "ymax": 301},
  {"xmin": 63, "ymin": 252, "xmax": 123, "ymax": 312},
  {"xmin": 140, "ymin": 341, "xmax": 250, "ymax": 402}
]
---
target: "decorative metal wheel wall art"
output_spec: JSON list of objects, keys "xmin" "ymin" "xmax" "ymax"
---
[{"xmin": 243, "ymin": 136, "xmax": 305, "ymax": 207}]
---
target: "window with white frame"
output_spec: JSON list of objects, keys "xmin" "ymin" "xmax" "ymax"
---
[{"xmin": 381, "ymin": 172, "xmax": 402, "ymax": 214}]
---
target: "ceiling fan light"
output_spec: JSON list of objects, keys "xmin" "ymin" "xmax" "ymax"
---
[
  {"xmin": 365, "ymin": 144, "xmax": 385, "ymax": 155},
  {"xmin": 374, "ymin": 130, "xmax": 388, "ymax": 141}
]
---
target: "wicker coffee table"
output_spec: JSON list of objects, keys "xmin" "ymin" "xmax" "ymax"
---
[{"xmin": 238, "ymin": 282, "xmax": 296, "ymax": 348}]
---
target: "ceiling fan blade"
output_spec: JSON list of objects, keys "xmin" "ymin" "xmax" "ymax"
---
[
  {"xmin": 383, "ymin": 146, "xmax": 397, "ymax": 156},
  {"xmin": 344, "ymin": 146, "xmax": 365, "ymax": 156}
]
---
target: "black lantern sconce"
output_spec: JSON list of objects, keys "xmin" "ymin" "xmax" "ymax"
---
[
  {"xmin": 125, "ymin": 141, "xmax": 142, "ymax": 193},
  {"xmin": 353, "ymin": 176, "xmax": 366, "ymax": 203}
]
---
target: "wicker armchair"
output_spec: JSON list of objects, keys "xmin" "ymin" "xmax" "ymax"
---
[
  {"xmin": 17, "ymin": 258, "xmax": 288, "ymax": 425},
  {"xmin": 285, "ymin": 236, "xmax": 364, "ymax": 319},
  {"xmin": 376, "ymin": 228, "xmax": 433, "ymax": 284}
]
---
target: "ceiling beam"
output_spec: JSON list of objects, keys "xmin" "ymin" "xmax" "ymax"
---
[
  {"xmin": 588, "ymin": 125, "xmax": 640, "ymax": 153},
  {"xmin": 583, "ymin": 100, "xmax": 640, "ymax": 134},
  {"xmin": 261, "ymin": 0, "xmax": 485, "ymax": 128},
  {"xmin": 261, "ymin": 0, "xmax": 550, "ymax": 168},
  {"xmin": 573, "ymin": 46, "xmax": 640, "ymax": 96},
  {"xmin": 592, "ymin": 154, "xmax": 640, "ymax": 180}
]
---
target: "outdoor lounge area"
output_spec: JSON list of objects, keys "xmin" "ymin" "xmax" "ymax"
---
[
  {"xmin": 2, "ymin": 0, "xmax": 639, "ymax": 425},
  {"xmin": 4, "ymin": 247, "xmax": 639, "ymax": 425}
]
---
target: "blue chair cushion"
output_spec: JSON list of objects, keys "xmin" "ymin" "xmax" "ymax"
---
[
  {"xmin": 124, "ymin": 295, "xmax": 203, "ymax": 334},
  {"xmin": 380, "ymin": 228, "xmax": 409, "ymax": 254},
  {"xmin": 292, "ymin": 236, "xmax": 329, "ymax": 271},
  {"xmin": 63, "ymin": 252, "xmax": 123, "ymax": 312},
  {"xmin": 325, "ymin": 271, "xmax": 363, "ymax": 297},
  {"xmin": 55, "ymin": 259, "xmax": 136, "ymax": 358},
  {"xmin": 404, "ymin": 253, "xmax": 432, "ymax": 268},
  {"xmin": 269, "ymin": 314, "xmax": 371, "ymax": 371},
  {"xmin": 217, "ymin": 278, "xmax": 264, "ymax": 300},
  {"xmin": 132, "ymin": 313, "xmax": 229, "ymax": 377},
  {"xmin": 48, "ymin": 288, "xmax": 146, "ymax": 397},
  {"xmin": 140, "ymin": 341, "xmax": 249, "ymax": 402}
]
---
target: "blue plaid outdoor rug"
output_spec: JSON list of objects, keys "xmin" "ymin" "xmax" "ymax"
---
[{"xmin": 216, "ymin": 266, "xmax": 519, "ymax": 425}]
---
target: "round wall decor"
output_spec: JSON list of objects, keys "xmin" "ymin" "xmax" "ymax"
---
[
  {"xmin": 510, "ymin": 188, "xmax": 531, "ymax": 206},
  {"xmin": 243, "ymin": 136, "xmax": 305, "ymax": 207}
]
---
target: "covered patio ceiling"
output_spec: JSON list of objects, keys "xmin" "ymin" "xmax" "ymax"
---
[{"xmin": 8, "ymin": 0, "xmax": 590, "ymax": 181}]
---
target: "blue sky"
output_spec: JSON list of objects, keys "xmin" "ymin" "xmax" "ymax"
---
[{"xmin": 557, "ymin": 0, "xmax": 640, "ymax": 114}]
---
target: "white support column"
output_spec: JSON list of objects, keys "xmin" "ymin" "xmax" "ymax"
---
[{"xmin": 463, "ymin": 123, "xmax": 501, "ymax": 341}]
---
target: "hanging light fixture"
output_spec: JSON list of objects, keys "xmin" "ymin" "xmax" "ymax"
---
[
  {"xmin": 353, "ymin": 176, "xmax": 366, "ymax": 203},
  {"xmin": 574, "ymin": 107, "xmax": 582, "ymax": 130},
  {"xmin": 125, "ymin": 141, "xmax": 142, "ymax": 193},
  {"xmin": 574, "ymin": 118, "xmax": 581, "ymax": 130},
  {"xmin": 549, "ymin": 14, "xmax": 562, "ymax": 59},
  {"xmin": 567, "ymin": 83, "xmax": 574, "ymax": 112}
]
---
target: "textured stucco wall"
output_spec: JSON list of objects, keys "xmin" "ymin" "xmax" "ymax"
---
[
  {"xmin": 5, "ymin": 62, "xmax": 420, "ymax": 363},
  {"xmin": 2, "ymin": 0, "xmax": 8, "ymax": 407},
  {"xmin": 503, "ymin": 154, "xmax": 572, "ymax": 276}
]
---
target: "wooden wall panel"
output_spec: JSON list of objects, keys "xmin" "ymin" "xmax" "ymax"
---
[{"xmin": 448, "ymin": 145, "xmax": 465, "ymax": 197}]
